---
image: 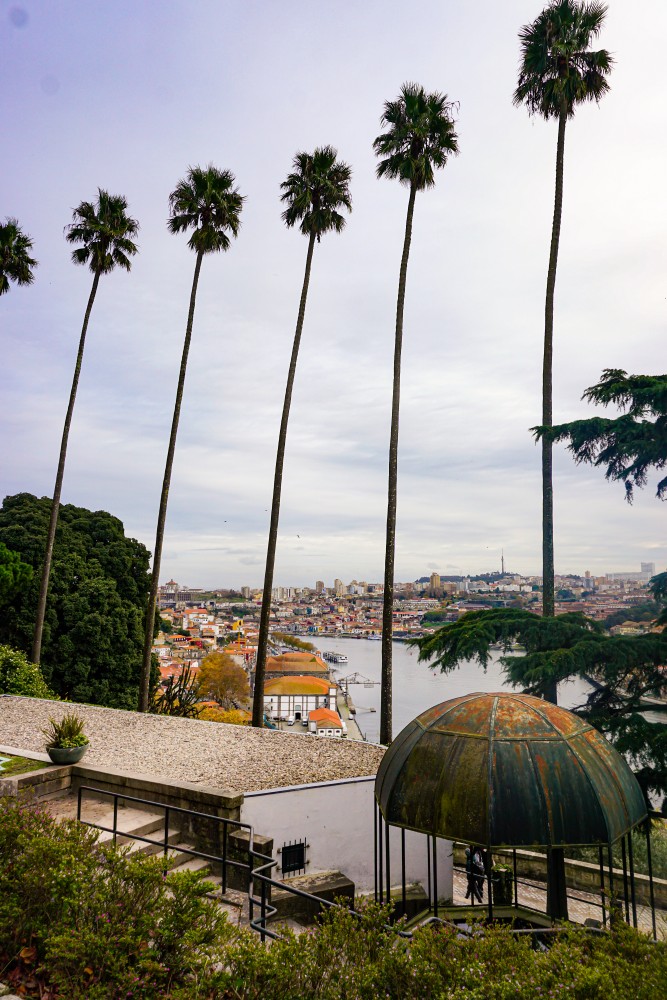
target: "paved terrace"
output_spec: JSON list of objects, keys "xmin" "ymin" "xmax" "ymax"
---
[{"xmin": 0, "ymin": 695, "xmax": 385, "ymax": 793}]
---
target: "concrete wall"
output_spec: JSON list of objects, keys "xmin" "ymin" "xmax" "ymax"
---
[{"xmin": 241, "ymin": 775, "xmax": 452, "ymax": 898}]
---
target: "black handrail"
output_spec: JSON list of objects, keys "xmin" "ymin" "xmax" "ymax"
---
[{"xmin": 76, "ymin": 785, "xmax": 253, "ymax": 890}]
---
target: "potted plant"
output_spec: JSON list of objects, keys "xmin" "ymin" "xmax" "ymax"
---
[{"xmin": 42, "ymin": 712, "xmax": 89, "ymax": 764}]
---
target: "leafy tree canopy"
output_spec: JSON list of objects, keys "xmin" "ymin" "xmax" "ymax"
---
[
  {"xmin": 412, "ymin": 600, "xmax": 667, "ymax": 804},
  {"xmin": 604, "ymin": 601, "xmax": 660, "ymax": 630},
  {"xmin": 0, "ymin": 493, "xmax": 152, "ymax": 708},
  {"xmin": 272, "ymin": 632, "xmax": 316, "ymax": 652},
  {"xmin": 198, "ymin": 651, "xmax": 249, "ymax": 709},
  {"xmin": 0, "ymin": 542, "xmax": 32, "ymax": 604}
]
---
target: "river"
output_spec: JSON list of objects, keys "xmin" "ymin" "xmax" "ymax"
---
[{"xmin": 320, "ymin": 636, "xmax": 597, "ymax": 743}]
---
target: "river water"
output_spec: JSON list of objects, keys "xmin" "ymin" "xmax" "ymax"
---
[{"xmin": 321, "ymin": 636, "xmax": 596, "ymax": 744}]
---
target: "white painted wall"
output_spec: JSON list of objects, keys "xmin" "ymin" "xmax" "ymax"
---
[{"xmin": 241, "ymin": 776, "xmax": 452, "ymax": 898}]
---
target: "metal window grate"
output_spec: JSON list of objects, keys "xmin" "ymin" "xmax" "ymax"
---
[{"xmin": 281, "ymin": 839, "xmax": 306, "ymax": 875}]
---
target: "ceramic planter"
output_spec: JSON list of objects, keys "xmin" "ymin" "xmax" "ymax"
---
[{"xmin": 47, "ymin": 744, "xmax": 89, "ymax": 765}]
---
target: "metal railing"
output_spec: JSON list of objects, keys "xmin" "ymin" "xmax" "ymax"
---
[
  {"xmin": 77, "ymin": 785, "xmax": 253, "ymax": 897},
  {"xmin": 75, "ymin": 785, "xmax": 371, "ymax": 942}
]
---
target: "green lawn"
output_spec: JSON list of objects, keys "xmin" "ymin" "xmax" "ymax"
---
[{"xmin": 0, "ymin": 754, "xmax": 49, "ymax": 778}]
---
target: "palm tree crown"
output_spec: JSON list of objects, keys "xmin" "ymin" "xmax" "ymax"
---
[
  {"xmin": 0, "ymin": 217, "xmax": 38, "ymax": 295},
  {"xmin": 168, "ymin": 165, "xmax": 244, "ymax": 254},
  {"xmin": 280, "ymin": 146, "xmax": 352, "ymax": 242},
  {"xmin": 66, "ymin": 190, "xmax": 139, "ymax": 273},
  {"xmin": 514, "ymin": 0, "xmax": 613, "ymax": 119},
  {"xmin": 373, "ymin": 83, "xmax": 459, "ymax": 190}
]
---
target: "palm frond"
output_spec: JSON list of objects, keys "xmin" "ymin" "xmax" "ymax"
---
[
  {"xmin": 513, "ymin": 0, "xmax": 612, "ymax": 119},
  {"xmin": 168, "ymin": 164, "xmax": 244, "ymax": 255},
  {"xmin": 65, "ymin": 189, "xmax": 139, "ymax": 274},
  {"xmin": 279, "ymin": 145, "xmax": 352, "ymax": 241},
  {"xmin": 373, "ymin": 82, "xmax": 459, "ymax": 191},
  {"xmin": 0, "ymin": 217, "xmax": 38, "ymax": 293}
]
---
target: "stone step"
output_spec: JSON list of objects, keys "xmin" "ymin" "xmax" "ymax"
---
[
  {"xmin": 124, "ymin": 828, "xmax": 184, "ymax": 858},
  {"xmin": 99, "ymin": 814, "xmax": 168, "ymax": 845}
]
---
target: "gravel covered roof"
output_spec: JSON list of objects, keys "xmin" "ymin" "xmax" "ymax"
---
[{"xmin": 0, "ymin": 695, "xmax": 385, "ymax": 794}]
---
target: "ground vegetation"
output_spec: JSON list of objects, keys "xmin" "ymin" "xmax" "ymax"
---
[{"xmin": 0, "ymin": 796, "xmax": 665, "ymax": 999}]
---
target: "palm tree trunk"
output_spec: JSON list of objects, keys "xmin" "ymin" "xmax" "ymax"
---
[
  {"xmin": 252, "ymin": 230, "xmax": 317, "ymax": 728},
  {"xmin": 380, "ymin": 182, "xmax": 416, "ymax": 746},
  {"xmin": 139, "ymin": 250, "xmax": 203, "ymax": 711},
  {"xmin": 31, "ymin": 268, "xmax": 101, "ymax": 665},
  {"xmin": 541, "ymin": 98, "xmax": 567, "ymax": 705}
]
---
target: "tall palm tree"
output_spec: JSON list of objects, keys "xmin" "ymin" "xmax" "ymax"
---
[
  {"xmin": 514, "ymin": 0, "xmax": 612, "ymax": 701},
  {"xmin": 251, "ymin": 147, "xmax": 352, "ymax": 728},
  {"xmin": 31, "ymin": 191, "xmax": 138, "ymax": 666},
  {"xmin": 374, "ymin": 83, "xmax": 459, "ymax": 745},
  {"xmin": 0, "ymin": 217, "xmax": 38, "ymax": 295},
  {"xmin": 139, "ymin": 165, "xmax": 244, "ymax": 711}
]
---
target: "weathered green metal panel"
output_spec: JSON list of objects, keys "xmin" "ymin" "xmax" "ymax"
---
[{"xmin": 375, "ymin": 692, "xmax": 647, "ymax": 848}]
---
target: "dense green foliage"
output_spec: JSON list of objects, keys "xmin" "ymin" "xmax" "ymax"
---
[
  {"xmin": 603, "ymin": 601, "xmax": 660, "ymax": 630},
  {"xmin": 1, "ymin": 796, "xmax": 665, "ymax": 999},
  {"xmin": 413, "ymin": 604, "xmax": 667, "ymax": 805},
  {"xmin": 0, "ymin": 796, "xmax": 233, "ymax": 999},
  {"xmin": 0, "ymin": 541, "xmax": 32, "ymax": 602},
  {"xmin": 0, "ymin": 493, "xmax": 152, "ymax": 708},
  {"xmin": 538, "ymin": 369, "xmax": 667, "ymax": 501},
  {"xmin": 0, "ymin": 644, "xmax": 52, "ymax": 699},
  {"xmin": 279, "ymin": 146, "xmax": 353, "ymax": 239},
  {"xmin": 421, "ymin": 610, "xmax": 450, "ymax": 623}
]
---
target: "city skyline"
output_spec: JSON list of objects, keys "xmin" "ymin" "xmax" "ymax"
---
[
  {"xmin": 3, "ymin": 1, "xmax": 667, "ymax": 588},
  {"xmin": 161, "ymin": 559, "xmax": 659, "ymax": 594}
]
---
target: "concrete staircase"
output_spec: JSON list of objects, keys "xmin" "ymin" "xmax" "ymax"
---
[{"xmin": 44, "ymin": 792, "xmax": 248, "ymax": 924}]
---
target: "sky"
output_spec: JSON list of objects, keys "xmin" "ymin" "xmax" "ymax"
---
[{"xmin": 2, "ymin": 0, "xmax": 667, "ymax": 589}]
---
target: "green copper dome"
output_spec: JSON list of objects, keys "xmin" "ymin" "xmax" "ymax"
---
[{"xmin": 375, "ymin": 692, "xmax": 647, "ymax": 848}]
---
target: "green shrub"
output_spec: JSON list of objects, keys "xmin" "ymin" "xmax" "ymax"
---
[
  {"xmin": 0, "ymin": 797, "xmax": 235, "ymax": 999},
  {"xmin": 0, "ymin": 796, "xmax": 665, "ymax": 999},
  {"xmin": 0, "ymin": 643, "xmax": 53, "ymax": 699}
]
